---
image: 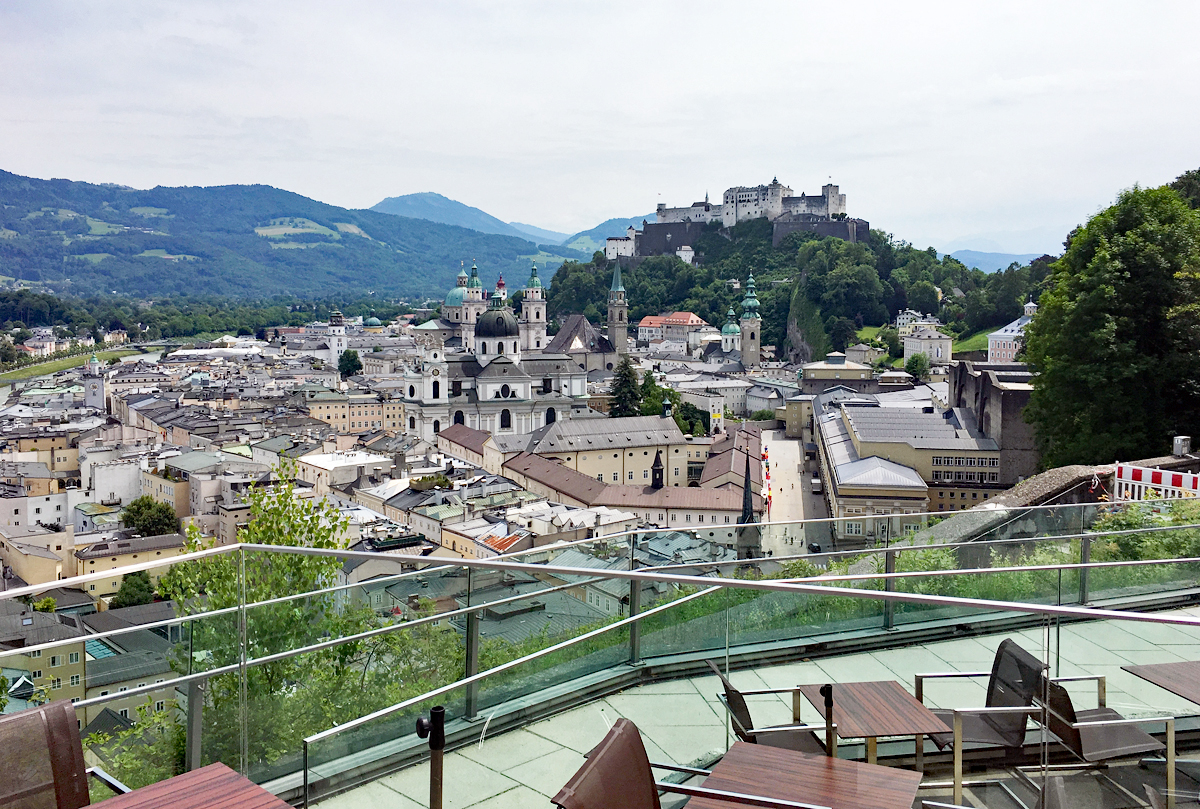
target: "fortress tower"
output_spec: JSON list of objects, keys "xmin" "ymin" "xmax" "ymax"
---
[
  {"xmin": 739, "ymin": 274, "xmax": 761, "ymax": 368},
  {"xmin": 607, "ymin": 263, "xmax": 628, "ymax": 354},
  {"xmin": 519, "ymin": 264, "xmax": 548, "ymax": 352}
]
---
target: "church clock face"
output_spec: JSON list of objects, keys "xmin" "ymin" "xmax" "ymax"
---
[{"xmin": 432, "ymin": 369, "xmax": 440, "ymax": 376}]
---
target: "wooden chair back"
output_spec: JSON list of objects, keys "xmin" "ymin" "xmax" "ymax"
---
[
  {"xmin": 0, "ymin": 700, "xmax": 90, "ymax": 809},
  {"xmin": 552, "ymin": 718, "xmax": 661, "ymax": 809},
  {"xmin": 706, "ymin": 660, "xmax": 756, "ymax": 743}
]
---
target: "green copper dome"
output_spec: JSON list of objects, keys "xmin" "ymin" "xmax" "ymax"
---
[
  {"xmin": 444, "ymin": 286, "xmax": 466, "ymax": 307},
  {"xmin": 467, "ymin": 262, "xmax": 483, "ymax": 288},
  {"xmin": 526, "ymin": 263, "xmax": 543, "ymax": 289},
  {"xmin": 365, "ymin": 315, "xmax": 382, "ymax": 327},
  {"xmin": 721, "ymin": 307, "xmax": 741, "ymax": 335}
]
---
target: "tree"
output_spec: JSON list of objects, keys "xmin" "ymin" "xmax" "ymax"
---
[
  {"xmin": 905, "ymin": 352, "xmax": 930, "ymax": 381},
  {"xmin": 1170, "ymin": 167, "xmax": 1200, "ymax": 209},
  {"xmin": 750, "ymin": 409, "xmax": 777, "ymax": 421},
  {"xmin": 110, "ymin": 570, "xmax": 154, "ymax": 609},
  {"xmin": 907, "ymin": 280, "xmax": 939, "ymax": 316},
  {"xmin": 824, "ymin": 317, "xmax": 858, "ymax": 352},
  {"xmin": 1024, "ymin": 185, "xmax": 1200, "ymax": 467},
  {"xmin": 153, "ymin": 473, "xmax": 462, "ymax": 779},
  {"xmin": 122, "ymin": 496, "xmax": 179, "ymax": 537},
  {"xmin": 32, "ymin": 596, "xmax": 56, "ymax": 612},
  {"xmin": 608, "ymin": 356, "xmax": 641, "ymax": 418},
  {"xmin": 338, "ymin": 349, "xmax": 362, "ymax": 378}
]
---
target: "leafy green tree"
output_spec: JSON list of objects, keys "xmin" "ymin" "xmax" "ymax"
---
[
  {"xmin": 750, "ymin": 409, "xmax": 776, "ymax": 421},
  {"xmin": 609, "ymin": 356, "xmax": 642, "ymax": 418},
  {"xmin": 32, "ymin": 596, "xmax": 56, "ymax": 612},
  {"xmin": 907, "ymin": 280, "xmax": 939, "ymax": 316},
  {"xmin": 110, "ymin": 570, "xmax": 154, "ymax": 609},
  {"xmin": 877, "ymin": 326, "xmax": 902, "ymax": 359},
  {"xmin": 155, "ymin": 473, "xmax": 464, "ymax": 776},
  {"xmin": 1024, "ymin": 185, "xmax": 1200, "ymax": 467},
  {"xmin": 338, "ymin": 349, "xmax": 362, "ymax": 378},
  {"xmin": 825, "ymin": 317, "xmax": 858, "ymax": 352},
  {"xmin": 905, "ymin": 352, "xmax": 930, "ymax": 381},
  {"xmin": 122, "ymin": 496, "xmax": 179, "ymax": 537},
  {"xmin": 1170, "ymin": 167, "xmax": 1200, "ymax": 209}
]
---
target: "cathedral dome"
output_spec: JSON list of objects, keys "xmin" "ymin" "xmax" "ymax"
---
[
  {"xmin": 476, "ymin": 295, "xmax": 520, "ymax": 339},
  {"xmin": 365, "ymin": 315, "xmax": 382, "ymax": 327},
  {"xmin": 444, "ymin": 286, "xmax": 466, "ymax": 307}
]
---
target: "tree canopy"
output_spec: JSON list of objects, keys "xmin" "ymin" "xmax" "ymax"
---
[
  {"xmin": 338, "ymin": 349, "xmax": 362, "ymax": 378},
  {"xmin": 122, "ymin": 495, "xmax": 179, "ymax": 537},
  {"xmin": 110, "ymin": 570, "xmax": 154, "ymax": 609},
  {"xmin": 608, "ymin": 356, "xmax": 642, "ymax": 418},
  {"xmin": 1024, "ymin": 183, "xmax": 1200, "ymax": 467}
]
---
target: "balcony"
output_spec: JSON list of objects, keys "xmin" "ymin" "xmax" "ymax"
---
[{"xmin": 3, "ymin": 499, "xmax": 1200, "ymax": 808}]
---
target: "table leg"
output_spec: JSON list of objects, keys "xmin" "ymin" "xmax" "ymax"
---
[
  {"xmin": 915, "ymin": 733, "xmax": 923, "ymax": 772},
  {"xmin": 866, "ymin": 737, "xmax": 877, "ymax": 765}
]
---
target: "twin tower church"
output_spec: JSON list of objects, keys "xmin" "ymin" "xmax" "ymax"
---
[{"xmin": 401, "ymin": 261, "xmax": 759, "ymax": 441}]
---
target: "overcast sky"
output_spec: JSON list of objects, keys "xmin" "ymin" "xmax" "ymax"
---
[{"xmin": 2, "ymin": 1, "xmax": 1197, "ymax": 254}]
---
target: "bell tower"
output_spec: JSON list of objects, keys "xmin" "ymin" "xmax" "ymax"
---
[
  {"xmin": 519, "ymin": 264, "xmax": 548, "ymax": 352},
  {"xmin": 739, "ymin": 274, "xmax": 761, "ymax": 368},
  {"xmin": 607, "ymin": 263, "xmax": 628, "ymax": 354}
]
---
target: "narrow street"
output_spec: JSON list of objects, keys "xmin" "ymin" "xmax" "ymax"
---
[{"xmin": 758, "ymin": 429, "xmax": 831, "ymax": 557}]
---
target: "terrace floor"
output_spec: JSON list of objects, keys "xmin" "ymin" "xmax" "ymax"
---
[{"xmin": 315, "ymin": 605, "xmax": 1200, "ymax": 809}]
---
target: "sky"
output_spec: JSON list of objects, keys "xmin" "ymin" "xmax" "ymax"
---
[{"xmin": 2, "ymin": 1, "xmax": 1198, "ymax": 255}]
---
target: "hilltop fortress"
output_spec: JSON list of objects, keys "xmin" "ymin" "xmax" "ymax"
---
[{"xmin": 607, "ymin": 178, "xmax": 868, "ymax": 263}]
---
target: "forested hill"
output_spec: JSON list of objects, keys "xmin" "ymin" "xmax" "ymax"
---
[
  {"xmin": 546, "ymin": 218, "xmax": 1055, "ymax": 363},
  {"xmin": 0, "ymin": 170, "xmax": 581, "ymax": 299}
]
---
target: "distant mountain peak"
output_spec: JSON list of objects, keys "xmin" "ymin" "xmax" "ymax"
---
[{"xmin": 372, "ymin": 192, "xmax": 568, "ymax": 244}]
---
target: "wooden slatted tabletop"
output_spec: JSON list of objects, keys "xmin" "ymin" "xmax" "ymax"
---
[
  {"xmin": 688, "ymin": 741, "xmax": 923, "ymax": 809},
  {"xmin": 92, "ymin": 763, "xmax": 290, "ymax": 809},
  {"xmin": 798, "ymin": 680, "xmax": 950, "ymax": 739},
  {"xmin": 1124, "ymin": 660, "xmax": 1200, "ymax": 706}
]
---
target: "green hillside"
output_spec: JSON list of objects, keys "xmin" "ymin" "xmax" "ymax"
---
[
  {"xmin": 563, "ymin": 215, "xmax": 655, "ymax": 255},
  {"xmin": 0, "ymin": 171, "xmax": 580, "ymax": 299}
]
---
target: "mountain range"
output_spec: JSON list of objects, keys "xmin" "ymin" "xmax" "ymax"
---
[
  {"xmin": 0, "ymin": 171, "xmax": 596, "ymax": 300},
  {"xmin": 947, "ymin": 250, "xmax": 1046, "ymax": 272}
]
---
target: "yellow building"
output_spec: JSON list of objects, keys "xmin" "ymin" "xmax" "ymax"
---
[
  {"xmin": 140, "ymin": 468, "xmax": 190, "ymax": 518},
  {"xmin": 0, "ymin": 601, "xmax": 87, "ymax": 712},
  {"xmin": 74, "ymin": 533, "xmax": 187, "ymax": 599}
]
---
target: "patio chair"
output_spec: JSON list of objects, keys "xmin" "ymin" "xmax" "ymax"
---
[
  {"xmin": 0, "ymin": 699, "xmax": 131, "ymax": 808},
  {"xmin": 552, "ymin": 717, "xmax": 826, "ymax": 809},
  {"xmin": 1038, "ymin": 676, "xmax": 1175, "ymax": 806},
  {"xmin": 705, "ymin": 660, "xmax": 826, "ymax": 755},
  {"xmin": 915, "ymin": 638, "xmax": 1046, "ymax": 804},
  {"xmin": 921, "ymin": 775, "xmax": 1068, "ymax": 809}
]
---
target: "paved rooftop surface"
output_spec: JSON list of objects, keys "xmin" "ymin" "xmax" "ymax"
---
[{"xmin": 315, "ymin": 605, "xmax": 1200, "ymax": 809}]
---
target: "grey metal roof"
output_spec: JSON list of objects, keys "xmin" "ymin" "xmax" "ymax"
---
[
  {"xmin": 836, "ymin": 457, "xmax": 927, "ymax": 490},
  {"xmin": 844, "ymin": 407, "xmax": 998, "ymax": 452},
  {"xmin": 530, "ymin": 415, "xmax": 686, "ymax": 452}
]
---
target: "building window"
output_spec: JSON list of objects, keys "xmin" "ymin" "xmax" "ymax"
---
[
  {"xmin": 119, "ymin": 686, "xmax": 128, "ymax": 693},
  {"xmin": 30, "ymin": 650, "xmax": 40, "ymax": 658},
  {"xmin": 118, "ymin": 709, "xmax": 128, "ymax": 718},
  {"xmin": 69, "ymin": 652, "xmax": 79, "ymax": 664},
  {"xmin": 725, "ymin": 516, "xmax": 731, "ymax": 523},
  {"xmin": 643, "ymin": 470, "xmax": 649, "ymax": 479},
  {"xmin": 500, "ymin": 409, "xmax": 512, "ymax": 430},
  {"xmin": 597, "ymin": 474, "xmax": 604, "ymax": 481},
  {"xmin": 432, "ymin": 381, "xmax": 440, "ymax": 398},
  {"xmin": 51, "ymin": 678, "xmax": 62, "ymax": 690},
  {"xmin": 844, "ymin": 522, "xmax": 863, "ymax": 536},
  {"xmin": 612, "ymin": 473, "xmax": 618, "ymax": 481},
  {"xmin": 50, "ymin": 655, "xmax": 61, "ymax": 667},
  {"xmin": 32, "ymin": 669, "xmax": 42, "ymax": 679},
  {"xmin": 628, "ymin": 471, "xmax": 634, "ymax": 480},
  {"xmin": 70, "ymin": 674, "xmax": 80, "ymax": 687},
  {"xmin": 674, "ymin": 467, "xmax": 680, "ymax": 476}
]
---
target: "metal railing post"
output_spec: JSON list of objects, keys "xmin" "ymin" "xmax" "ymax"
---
[
  {"xmin": 186, "ymin": 678, "xmax": 205, "ymax": 772},
  {"xmin": 883, "ymin": 549, "xmax": 896, "ymax": 630},
  {"xmin": 464, "ymin": 567, "xmax": 480, "ymax": 720},
  {"xmin": 1079, "ymin": 535, "xmax": 1091, "ymax": 605},
  {"xmin": 238, "ymin": 547, "xmax": 248, "ymax": 777},
  {"xmin": 629, "ymin": 533, "xmax": 641, "ymax": 665}
]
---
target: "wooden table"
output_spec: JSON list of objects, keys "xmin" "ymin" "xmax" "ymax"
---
[
  {"xmin": 688, "ymin": 741, "xmax": 923, "ymax": 809},
  {"xmin": 798, "ymin": 681, "xmax": 950, "ymax": 764},
  {"xmin": 93, "ymin": 763, "xmax": 290, "ymax": 809},
  {"xmin": 1124, "ymin": 661, "xmax": 1200, "ymax": 705}
]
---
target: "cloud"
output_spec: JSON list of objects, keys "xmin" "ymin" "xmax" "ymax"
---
[{"xmin": 1, "ymin": 0, "xmax": 1198, "ymax": 251}]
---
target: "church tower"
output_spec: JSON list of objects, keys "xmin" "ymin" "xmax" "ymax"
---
[
  {"xmin": 460, "ymin": 262, "xmax": 488, "ymax": 349},
  {"xmin": 84, "ymin": 353, "xmax": 106, "ymax": 412},
  {"xmin": 607, "ymin": 263, "xmax": 628, "ymax": 354},
  {"xmin": 327, "ymin": 309, "xmax": 347, "ymax": 366},
  {"xmin": 519, "ymin": 264, "xmax": 548, "ymax": 352},
  {"xmin": 739, "ymin": 274, "xmax": 761, "ymax": 367},
  {"xmin": 721, "ymin": 306, "xmax": 741, "ymax": 354}
]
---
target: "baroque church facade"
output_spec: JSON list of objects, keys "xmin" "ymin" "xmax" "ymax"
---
[{"xmin": 397, "ymin": 263, "xmax": 630, "ymax": 441}]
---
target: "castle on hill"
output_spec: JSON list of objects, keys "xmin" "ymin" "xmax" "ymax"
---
[{"xmin": 606, "ymin": 178, "xmax": 869, "ymax": 263}]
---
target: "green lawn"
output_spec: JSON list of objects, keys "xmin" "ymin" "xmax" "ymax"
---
[
  {"xmin": 254, "ymin": 217, "xmax": 339, "ymax": 239},
  {"xmin": 0, "ymin": 349, "xmax": 141, "ymax": 381},
  {"xmin": 856, "ymin": 325, "xmax": 882, "ymax": 342},
  {"xmin": 953, "ymin": 327, "xmax": 991, "ymax": 353}
]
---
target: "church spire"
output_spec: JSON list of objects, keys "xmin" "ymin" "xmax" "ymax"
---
[
  {"xmin": 610, "ymin": 262, "xmax": 625, "ymax": 293},
  {"xmin": 739, "ymin": 452, "xmax": 754, "ymax": 525}
]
